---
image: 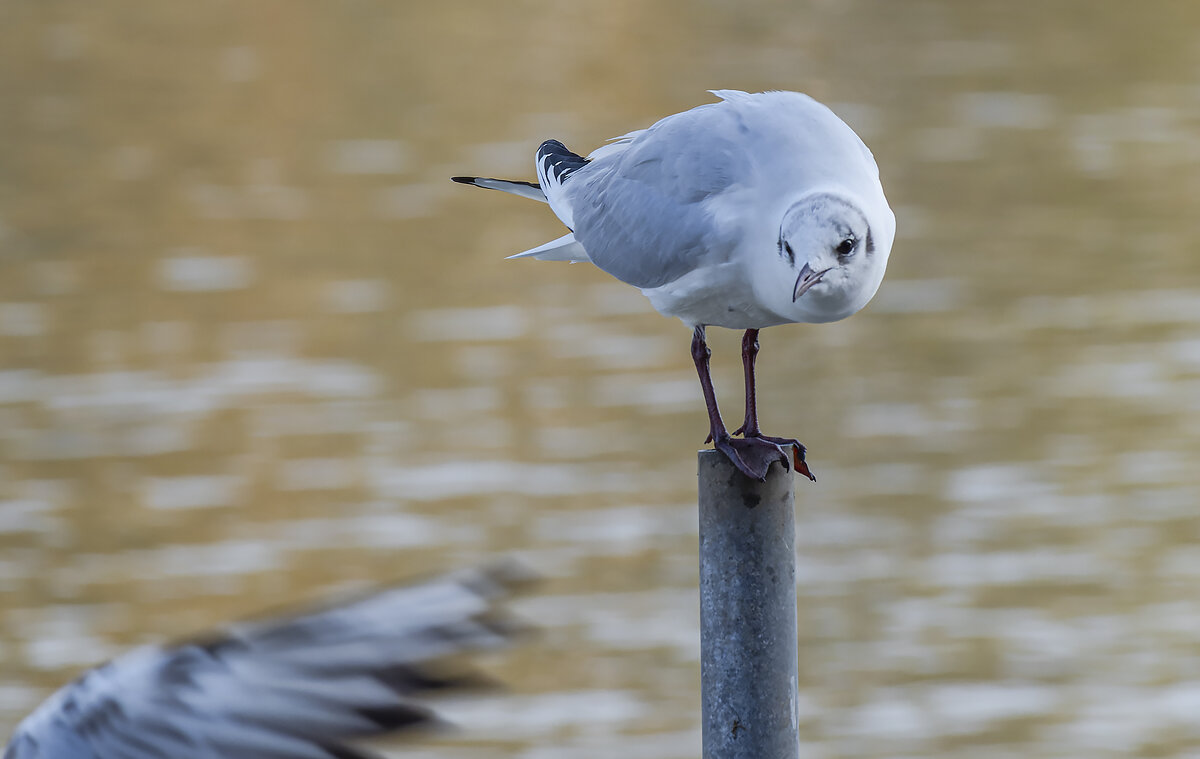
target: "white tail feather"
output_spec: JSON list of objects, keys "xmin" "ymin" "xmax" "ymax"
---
[
  {"xmin": 507, "ymin": 233, "xmax": 590, "ymax": 262},
  {"xmin": 454, "ymin": 177, "xmax": 547, "ymax": 203}
]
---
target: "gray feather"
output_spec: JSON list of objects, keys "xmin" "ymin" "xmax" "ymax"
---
[
  {"xmin": 563, "ymin": 104, "xmax": 744, "ymax": 289},
  {"xmin": 4, "ymin": 564, "xmax": 531, "ymax": 759}
]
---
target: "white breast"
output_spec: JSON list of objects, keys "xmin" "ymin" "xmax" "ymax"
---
[{"xmin": 640, "ymin": 260, "xmax": 792, "ymax": 330}]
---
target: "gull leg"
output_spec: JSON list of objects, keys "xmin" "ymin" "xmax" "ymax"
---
[
  {"xmin": 691, "ymin": 326, "xmax": 790, "ymax": 481},
  {"xmin": 693, "ymin": 326, "xmax": 730, "ymax": 444},
  {"xmin": 733, "ymin": 328, "xmax": 817, "ymax": 482},
  {"xmin": 732, "ymin": 329, "xmax": 762, "ymax": 437}
]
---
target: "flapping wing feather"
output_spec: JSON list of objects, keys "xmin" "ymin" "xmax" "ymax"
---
[{"xmin": 4, "ymin": 564, "xmax": 531, "ymax": 759}]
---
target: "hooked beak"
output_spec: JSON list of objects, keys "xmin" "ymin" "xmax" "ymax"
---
[{"xmin": 792, "ymin": 263, "xmax": 832, "ymax": 301}]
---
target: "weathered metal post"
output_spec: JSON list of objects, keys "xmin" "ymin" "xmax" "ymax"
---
[{"xmin": 698, "ymin": 449, "xmax": 799, "ymax": 759}]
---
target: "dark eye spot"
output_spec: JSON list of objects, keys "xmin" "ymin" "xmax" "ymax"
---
[
  {"xmin": 781, "ymin": 240, "xmax": 795, "ymax": 263},
  {"xmin": 836, "ymin": 237, "xmax": 856, "ymax": 257}
]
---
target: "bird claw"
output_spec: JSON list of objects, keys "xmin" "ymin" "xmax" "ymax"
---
[
  {"xmin": 750, "ymin": 435, "xmax": 816, "ymax": 482},
  {"xmin": 713, "ymin": 435, "xmax": 792, "ymax": 481}
]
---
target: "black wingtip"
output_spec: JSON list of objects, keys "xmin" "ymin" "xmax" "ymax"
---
[
  {"xmin": 356, "ymin": 703, "xmax": 436, "ymax": 731},
  {"xmin": 535, "ymin": 140, "xmax": 588, "ymax": 184},
  {"xmin": 450, "ymin": 176, "xmax": 478, "ymax": 185}
]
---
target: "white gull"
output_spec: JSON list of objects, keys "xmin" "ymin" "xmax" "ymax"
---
[{"xmin": 455, "ymin": 89, "xmax": 895, "ymax": 480}]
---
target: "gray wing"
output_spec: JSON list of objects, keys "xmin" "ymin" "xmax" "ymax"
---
[
  {"xmin": 564, "ymin": 104, "xmax": 745, "ymax": 289},
  {"xmin": 5, "ymin": 564, "xmax": 530, "ymax": 759}
]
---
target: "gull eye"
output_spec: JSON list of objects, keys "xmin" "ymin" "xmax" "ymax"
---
[
  {"xmin": 835, "ymin": 237, "xmax": 857, "ymax": 257},
  {"xmin": 781, "ymin": 240, "xmax": 795, "ymax": 263}
]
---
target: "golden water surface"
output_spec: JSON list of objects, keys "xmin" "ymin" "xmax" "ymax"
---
[{"xmin": 2, "ymin": 1, "xmax": 1200, "ymax": 756}]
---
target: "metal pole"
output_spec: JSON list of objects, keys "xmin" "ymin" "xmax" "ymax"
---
[{"xmin": 698, "ymin": 449, "xmax": 799, "ymax": 759}]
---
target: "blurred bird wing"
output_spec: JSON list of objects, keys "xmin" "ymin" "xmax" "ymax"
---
[{"xmin": 5, "ymin": 565, "xmax": 529, "ymax": 759}]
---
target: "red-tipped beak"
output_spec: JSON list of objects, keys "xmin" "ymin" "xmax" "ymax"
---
[{"xmin": 792, "ymin": 263, "xmax": 832, "ymax": 301}]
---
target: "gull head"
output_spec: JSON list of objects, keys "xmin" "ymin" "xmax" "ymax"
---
[{"xmin": 770, "ymin": 192, "xmax": 891, "ymax": 324}]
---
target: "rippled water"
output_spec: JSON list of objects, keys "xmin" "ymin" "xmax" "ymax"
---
[{"xmin": 2, "ymin": 2, "xmax": 1200, "ymax": 756}]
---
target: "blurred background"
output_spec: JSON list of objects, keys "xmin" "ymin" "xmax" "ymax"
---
[{"xmin": 2, "ymin": 1, "xmax": 1200, "ymax": 756}]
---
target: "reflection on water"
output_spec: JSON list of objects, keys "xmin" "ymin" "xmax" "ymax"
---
[{"xmin": 2, "ymin": 1, "xmax": 1200, "ymax": 756}]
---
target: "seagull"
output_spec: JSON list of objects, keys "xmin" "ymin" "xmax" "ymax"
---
[
  {"xmin": 453, "ymin": 90, "xmax": 895, "ymax": 481},
  {"xmin": 3, "ymin": 564, "xmax": 530, "ymax": 759}
]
